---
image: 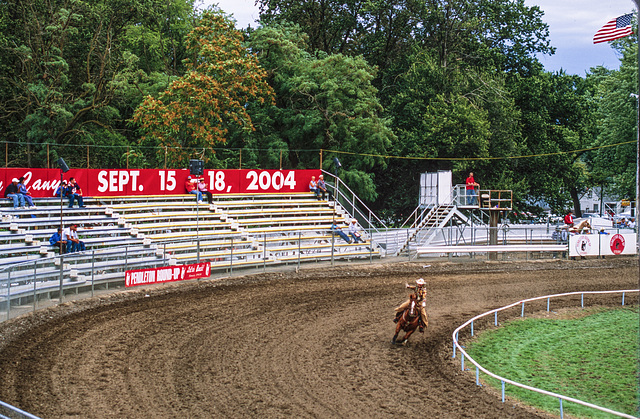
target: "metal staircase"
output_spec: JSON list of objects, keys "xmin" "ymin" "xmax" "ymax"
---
[{"xmin": 396, "ymin": 204, "xmax": 469, "ymax": 255}]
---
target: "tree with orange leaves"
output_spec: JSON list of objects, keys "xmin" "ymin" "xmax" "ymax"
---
[{"xmin": 132, "ymin": 9, "xmax": 274, "ymax": 167}]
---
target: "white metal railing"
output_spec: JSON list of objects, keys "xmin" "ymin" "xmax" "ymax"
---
[
  {"xmin": 321, "ymin": 170, "xmax": 388, "ymax": 233},
  {"xmin": 0, "ymin": 399, "xmax": 41, "ymax": 419},
  {"xmin": 452, "ymin": 289, "xmax": 639, "ymax": 419}
]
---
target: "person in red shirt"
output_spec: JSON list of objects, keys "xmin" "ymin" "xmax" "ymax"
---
[
  {"xmin": 564, "ymin": 210, "xmax": 574, "ymax": 227},
  {"xmin": 465, "ymin": 172, "xmax": 479, "ymax": 205},
  {"xmin": 185, "ymin": 176, "xmax": 203, "ymax": 203}
]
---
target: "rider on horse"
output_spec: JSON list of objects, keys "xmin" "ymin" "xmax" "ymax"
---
[{"xmin": 394, "ymin": 278, "xmax": 428, "ymax": 332}]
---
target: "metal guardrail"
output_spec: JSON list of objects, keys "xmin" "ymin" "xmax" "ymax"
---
[
  {"xmin": 452, "ymin": 289, "xmax": 639, "ymax": 419},
  {"xmin": 0, "ymin": 399, "xmax": 41, "ymax": 419},
  {"xmin": 0, "ymin": 230, "xmax": 382, "ymax": 322},
  {"xmin": 321, "ymin": 170, "xmax": 388, "ymax": 233}
]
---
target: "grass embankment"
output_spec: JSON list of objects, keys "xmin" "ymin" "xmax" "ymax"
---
[{"xmin": 466, "ymin": 307, "xmax": 639, "ymax": 418}]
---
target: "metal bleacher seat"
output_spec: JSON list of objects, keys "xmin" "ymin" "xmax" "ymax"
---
[{"xmin": 1, "ymin": 191, "xmax": 380, "ymax": 308}]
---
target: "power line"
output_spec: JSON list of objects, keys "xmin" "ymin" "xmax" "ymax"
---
[{"xmin": 325, "ymin": 140, "xmax": 637, "ymax": 161}]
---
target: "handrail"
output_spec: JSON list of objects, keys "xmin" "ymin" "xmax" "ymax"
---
[
  {"xmin": 320, "ymin": 170, "xmax": 388, "ymax": 233},
  {"xmin": 0, "ymin": 399, "xmax": 41, "ymax": 419},
  {"xmin": 452, "ymin": 289, "xmax": 639, "ymax": 419},
  {"xmin": 401, "ymin": 204, "xmax": 434, "ymax": 230}
]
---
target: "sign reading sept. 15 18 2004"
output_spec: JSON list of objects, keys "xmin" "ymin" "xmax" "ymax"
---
[{"xmin": 0, "ymin": 169, "xmax": 321, "ymax": 197}]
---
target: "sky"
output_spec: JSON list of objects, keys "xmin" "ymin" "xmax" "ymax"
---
[{"xmin": 203, "ymin": 0, "xmax": 636, "ymax": 76}]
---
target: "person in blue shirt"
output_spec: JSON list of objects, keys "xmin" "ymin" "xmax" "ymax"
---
[
  {"xmin": 49, "ymin": 228, "xmax": 67, "ymax": 254},
  {"xmin": 54, "ymin": 180, "xmax": 68, "ymax": 197},
  {"xmin": 330, "ymin": 221, "xmax": 351, "ymax": 243},
  {"xmin": 17, "ymin": 177, "xmax": 36, "ymax": 208}
]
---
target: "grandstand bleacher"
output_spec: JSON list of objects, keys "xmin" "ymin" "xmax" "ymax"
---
[{"xmin": 1, "ymin": 192, "xmax": 381, "ymax": 310}]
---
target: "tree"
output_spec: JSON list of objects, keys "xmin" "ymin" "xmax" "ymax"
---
[
  {"xmin": 133, "ymin": 9, "xmax": 275, "ymax": 168},
  {"xmin": 510, "ymin": 70, "xmax": 595, "ymax": 215},
  {"xmin": 245, "ymin": 24, "xmax": 394, "ymax": 200},
  {"xmin": 588, "ymin": 36, "xmax": 637, "ymax": 201},
  {"xmin": 0, "ymin": 0, "xmax": 195, "ymax": 168}
]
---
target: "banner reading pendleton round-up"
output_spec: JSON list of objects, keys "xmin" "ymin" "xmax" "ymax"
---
[{"xmin": 125, "ymin": 262, "xmax": 211, "ymax": 287}]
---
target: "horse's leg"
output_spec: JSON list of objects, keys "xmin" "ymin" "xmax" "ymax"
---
[
  {"xmin": 392, "ymin": 322, "xmax": 403, "ymax": 344},
  {"xmin": 402, "ymin": 328, "xmax": 416, "ymax": 344}
]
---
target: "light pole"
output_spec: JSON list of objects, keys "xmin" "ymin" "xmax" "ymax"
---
[
  {"xmin": 56, "ymin": 158, "xmax": 69, "ymax": 303},
  {"xmin": 189, "ymin": 159, "xmax": 204, "ymax": 263},
  {"xmin": 332, "ymin": 157, "xmax": 342, "ymax": 205}
]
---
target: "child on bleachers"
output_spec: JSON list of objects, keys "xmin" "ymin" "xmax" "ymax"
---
[{"xmin": 198, "ymin": 178, "xmax": 213, "ymax": 204}]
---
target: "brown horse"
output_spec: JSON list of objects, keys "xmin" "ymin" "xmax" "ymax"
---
[{"xmin": 392, "ymin": 294, "xmax": 421, "ymax": 345}]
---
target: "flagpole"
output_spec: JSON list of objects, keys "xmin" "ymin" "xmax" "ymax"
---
[{"xmin": 633, "ymin": 2, "xmax": 640, "ymax": 290}]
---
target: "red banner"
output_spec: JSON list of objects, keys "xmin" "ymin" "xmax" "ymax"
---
[
  {"xmin": 125, "ymin": 262, "xmax": 211, "ymax": 287},
  {"xmin": 1, "ymin": 168, "xmax": 321, "ymax": 198}
]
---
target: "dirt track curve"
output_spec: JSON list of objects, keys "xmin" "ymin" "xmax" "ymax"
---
[{"xmin": 0, "ymin": 258, "xmax": 637, "ymax": 418}]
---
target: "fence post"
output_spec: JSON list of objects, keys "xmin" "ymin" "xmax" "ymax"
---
[
  {"xmin": 452, "ymin": 334, "xmax": 457, "ymax": 358},
  {"xmin": 331, "ymin": 231, "xmax": 335, "ymax": 266},
  {"xmin": 6, "ymin": 269, "xmax": 10, "ymax": 320},
  {"xmin": 230, "ymin": 236, "xmax": 234, "ymax": 275},
  {"xmin": 559, "ymin": 398, "xmax": 564, "ymax": 419},
  {"xmin": 297, "ymin": 231, "xmax": 301, "ymax": 270},
  {"xmin": 59, "ymin": 254, "xmax": 64, "ymax": 304},
  {"xmin": 33, "ymin": 262, "xmax": 37, "ymax": 312},
  {"xmin": 263, "ymin": 234, "xmax": 267, "ymax": 273},
  {"xmin": 91, "ymin": 249, "xmax": 95, "ymax": 297}
]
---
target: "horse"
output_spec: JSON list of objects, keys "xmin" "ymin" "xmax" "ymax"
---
[{"xmin": 392, "ymin": 293, "xmax": 421, "ymax": 345}]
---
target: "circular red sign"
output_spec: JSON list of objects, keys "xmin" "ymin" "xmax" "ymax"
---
[{"xmin": 610, "ymin": 234, "xmax": 625, "ymax": 255}]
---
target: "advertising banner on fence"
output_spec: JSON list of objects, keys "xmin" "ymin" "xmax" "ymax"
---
[
  {"xmin": 0, "ymin": 168, "xmax": 321, "ymax": 197},
  {"xmin": 569, "ymin": 233, "xmax": 637, "ymax": 257},
  {"xmin": 125, "ymin": 262, "xmax": 211, "ymax": 287}
]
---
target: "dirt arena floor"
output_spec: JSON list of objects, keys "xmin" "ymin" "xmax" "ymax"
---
[{"xmin": 0, "ymin": 258, "xmax": 638, "ymax": 418}]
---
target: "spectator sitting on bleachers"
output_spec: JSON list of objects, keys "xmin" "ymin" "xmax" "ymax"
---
[
  {"xmin": 54, "ymin": 180, "xmax": 68, "ymax": 197},
  {"xmin": 4, "ymin": 178, "xmax": 26, "ymax": 209},
  {"xmin": 317, "ymin": 175, "xmax": 333, "ymax": 201},
  {"xmin": 330, "ymin": 221, "xmax": 351, "ymax": 243},
  {"xmin": 49, "ymin": 228, "xmax": 67, "ymax": 254},
  {"xmin": 185, "ymin": 176, "xmax": 203, "ymax": 203},
  {"xmin": 309, "ymin": 176, "xmax": 320, "ymax": 199},
  {"xmin": 197, "ymin": 178, "xmax": 212, "ymax": 204},
  {"xmin": 65, "ymin": 177, "xmax": 85, "ymax": 208},
  {"xmin": 18, "ymin": 176, "xmax": 36, "ymax": 208},
  {"xmin": 348, "ymin": 219, "xmax": 363, "ymax": 243},
  {"xmin": 63, "ymin": 224, "xmax": 86, "ymax": 253}
]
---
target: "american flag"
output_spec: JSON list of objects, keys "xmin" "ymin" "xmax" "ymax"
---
[{"xmin": 593, "ymin": 13, "xmax": 634, "ymax": 44}]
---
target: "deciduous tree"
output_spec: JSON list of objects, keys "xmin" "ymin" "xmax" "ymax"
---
[{"xmin": 133, "ymin": 9, "xmax": 275, "ymax": 168}]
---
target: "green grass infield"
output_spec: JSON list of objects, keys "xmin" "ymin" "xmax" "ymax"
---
[{"xmin": 466, "ymin": 307, "xmax": 639, "ymax": 418}]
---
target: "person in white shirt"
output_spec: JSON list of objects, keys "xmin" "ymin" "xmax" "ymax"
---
[
  {"xmin": 347, "ymin": 219, "xmax": 363, "ymax": 243},
  {"xmin": 62, "ymin": 224, "xmax": 86, "ymax": 253}
]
